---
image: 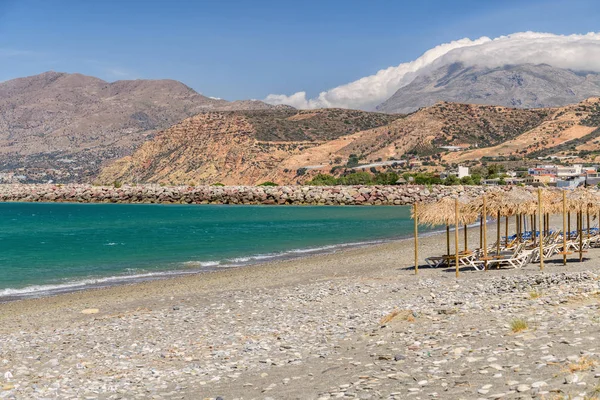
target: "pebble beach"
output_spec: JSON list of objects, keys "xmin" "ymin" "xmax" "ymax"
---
[{"xmin": 1, "ymin": 223, "xmax": 599, "ymax": 400}]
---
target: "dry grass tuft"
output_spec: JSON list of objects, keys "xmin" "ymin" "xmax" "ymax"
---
[
  {"xmin": 529, "ymin": 289, "xmax": 543, "ymax": 299},
  {"xmin": 566, "ymin": 356, "xmax": 598, "ymax": 373},
  {"xmin": 380, "ymin": 309, "xmax": 414, "ymax": 325},
  {"xmin": 509, "ymin": 318, "xmax": 528, "ymax": 333}
]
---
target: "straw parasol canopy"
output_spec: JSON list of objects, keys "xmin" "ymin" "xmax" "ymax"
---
[
  {"xmin": 538, "ymin": 188, "xmax": 562, "ymax": 215},
  {"xmin": 465, "ymin": 187, "xmax": 536, "ymax": 217},
  {"xmin": 412, "ymin": 196, "xmax": 478, "ymax": 226},
  {"xmin": 566, "ymin": 187, "xmax": 600, "ymax": 212}
]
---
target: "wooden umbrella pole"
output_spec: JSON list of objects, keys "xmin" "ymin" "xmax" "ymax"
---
[
  {"xmin": 414, "ymin": 203, "xmax": 419, "ymax": 275},
  {"xmin": 480, "ymin": 215, "xmax": 483, "ymax": 249},
  {"xmin": 562, "ymin": 190, "xmax": 567, "ymax": 266},
  {"xmin": 587, "ymin": 209, "xmax": 590, "ymax": 238},
  {"xmin": 538, "ymin": 188, "xmax": 544, "ymax": 271},
  {"xmin": 529, "ymin": 214, "xmax": 534, "ymax": 242},
  {"xmin": 543, "ymin": 212, "xmax": 547, "ymax": 237},
  {"xmin": 516, "ymin": 214, "xmax": 520, "ymax": 242},
  {"xmin": 483, "ymin": 196, "xmax": 488, "ymax": 271},
  {"xmin": 496, "ymin": 211, "xmax": 501, "ymax": 255},
  {"xmin": 446, "ymin": 225, "xmax": 450, "ymax": 256},
  {"xmin": 505, "ymin": 216, "xmax": 509, "ymax": 245},
  {"xmin": 579, "ymin": 211, "xmax": 583, "ymax": 262},
  {"xmin": 455, "ymin": 198, "xmax": 460, "ymax": 278},
  {"xmin": 531, "ymin": 213, "xmax": 537, "ymax": 246}
]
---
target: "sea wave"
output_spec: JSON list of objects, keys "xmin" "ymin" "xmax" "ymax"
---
[
  {"xmin": 0, "ymin": 238, "xmax": 396, "ymax": 301},
  {"xmin": 0, "ymin": 270, "xmax": 198, "ymax": 300}
]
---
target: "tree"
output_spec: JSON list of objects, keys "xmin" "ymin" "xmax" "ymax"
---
[
  {"xmin": 374, "ymin": 172, "xmax": 399, "ymax": 185},
  {"xmin": 460, "ymin": 176, "xmax": 475, "ymax": 185},
  {"xmin": 444, "ymin": 175, "xmax": 460, "ymax": 186},
  {"xmin": 346, "ymin": 154, "xmax": 360, "ymax": 168}
]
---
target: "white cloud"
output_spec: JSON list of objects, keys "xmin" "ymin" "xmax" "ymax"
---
[{"xmin": 265, "ymin": 31, "xmax": 600, "ymax": 111}]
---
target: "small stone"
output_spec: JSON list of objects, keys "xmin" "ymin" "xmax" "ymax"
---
[
  {"xmin": 516, "ymin": 384, "xmax": 530, "ymax": 392},
  {"xmin": 81, "ymin": 308, "xmax": 99, "ymax": 314}
]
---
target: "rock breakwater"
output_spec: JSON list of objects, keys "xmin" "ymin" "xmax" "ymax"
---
[{"xmin": 0, "ymin": 184, "xmax": 491, "ymax": 205}]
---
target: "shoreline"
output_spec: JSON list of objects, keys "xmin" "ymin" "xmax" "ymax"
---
[
  {"xmin": 0, "ymin": 236, "xmax": 403, "ymax": 303},
  {"xmin": 0, "ymin": 215, "xmax": 494, "ymax": 303}
]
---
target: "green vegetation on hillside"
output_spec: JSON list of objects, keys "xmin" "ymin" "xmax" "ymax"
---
[
  {"xmin": 580, "ymin": 103, "xmax": 600, "ymax": 127},
  {"xmin": 240, "ymin": 109, "xmax": 402, "ymax": 142},
  {"xmin": 307, "ymin": 172, "xmax": 400, "ymax": 186}
]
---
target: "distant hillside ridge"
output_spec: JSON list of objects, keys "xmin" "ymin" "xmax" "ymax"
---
[
  {"xmin": 98, "ymin": 98, "xmax": 600, "ymax": 186},
  {"xmin": 0, "ymin": 71, "xmax": 277, "ymax": 182},
  {"xmin": 96, "ymin": 108, "xmax": 401, "ymax": 186}
]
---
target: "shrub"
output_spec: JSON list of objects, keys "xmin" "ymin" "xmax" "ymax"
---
[
  {"xmin": 510, "ymin": 318, "xmax": 528, "ymax": 333},
  {"xmin": 113, "ymin": 181, "xmax": 123, "ymax": 189},
  {"xmin": 444, "ymin": 175, "xmax": 460, "ymax": 186},
  {"xmin": 307, "ymin": 174, "xmax": 338, "ymax": 186},
  {"xmin": 337, "ymin": 172, "xmax": 373, "ymax": 185},
  {"xmin": 211, "ymin": 182, "xmax": 225, "ymax": 186},
  {"xmin": 257, "ymin": 181, "xmax": 278, "ymax": 186}
]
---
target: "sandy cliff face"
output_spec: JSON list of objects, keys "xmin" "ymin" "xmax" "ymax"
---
[{"xmin": 97, "ymin": 109, "xmax": 399, "ymax": 185}]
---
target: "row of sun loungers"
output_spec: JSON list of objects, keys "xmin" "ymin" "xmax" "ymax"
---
[{"xmin": 425, "ymin": 228, "xmax": 599, "ymax": 271}]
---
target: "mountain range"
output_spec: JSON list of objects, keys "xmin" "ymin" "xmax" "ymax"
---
[
  {"xmin": 0, "ymin": 71, "xmax": 277, "ymax": 182},
  {"xmin": 377, "ymin": 63, "xmax": 600, "ymax": 114},
  {"xmin": 2, "ymin": 68, "xmax": 600, "ymax": 185}
]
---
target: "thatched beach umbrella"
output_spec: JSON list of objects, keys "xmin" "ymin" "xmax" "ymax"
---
[
  {"xmin": 566, "ymin": 188, "xmax": 599, "ymax": 262},
  {"xmin": 466, "ymin": 187, "xmax": 536, "ymax": 257},
  {"xmin": 412, "ymin": 196, "xmax": 478, "ymax": 276}
]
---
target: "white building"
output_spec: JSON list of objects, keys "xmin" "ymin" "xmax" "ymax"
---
[
  {"xmin": 440, "ymin": 166, "xmax": 470, "ymax": 180},
  {"xmin": 457, "ymin": 166, "xmax": 470, "ymax": 179}
]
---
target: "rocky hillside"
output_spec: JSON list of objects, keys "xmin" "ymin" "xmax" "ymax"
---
[
  {"xmin": 377, "ymin": 63, "xmax": 600, "ymax": 114},
  {"xmin": 97, "ymin": 109, "xmax": 400, "ymax": 185},
  {"xmin": 444, "ymin": 98, "xmax": 600, "ymax": 163},
  {"xmin": 97, "ymin": 102, "xmax": 556, "ymax": 185},
  {"xmin": 0, "ymin": 71, "xmax": 275, "ymax": 182}
]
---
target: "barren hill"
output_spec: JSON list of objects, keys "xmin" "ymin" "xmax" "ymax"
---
[
  {"xmin": 97, "ymin": 109, "xmax": 401, "ymax": 185},
  {"xmin": 0, "ymin": 71, "xmax": 275, "ymax": 182},
  {"xmin": 443, "ymin": 98, "xmax": 600, "ymax": 163},
  {"xmin": 377, "ymin": 63, "xmax": 600, "ymax": 114},
  {"xmin": 97, "ymin": 102, "xmax": 555, "ymax": 185}
]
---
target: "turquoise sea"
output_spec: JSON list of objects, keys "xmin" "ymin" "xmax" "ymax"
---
[{"xmin": 0, "ymin": 203, "xmax": 429, "ymax": 300}]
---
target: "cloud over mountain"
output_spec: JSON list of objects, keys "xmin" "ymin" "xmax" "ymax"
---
[{"xmin": 264, "ymin": 32, "xmax": 600, "ymax": 111}]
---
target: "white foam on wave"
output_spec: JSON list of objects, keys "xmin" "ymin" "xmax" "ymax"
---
[
  {"xmin": 0, "ymin": 269, "xmax": 198, "ymax": 299},
  {"xmin": 182, "ymin": 260, "xmax": 221, "ymax": 267}
]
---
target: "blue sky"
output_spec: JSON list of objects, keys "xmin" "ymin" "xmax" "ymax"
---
[{"xmin": 0, "ymin": 0, "xmax": 599, "ymax": 101}]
